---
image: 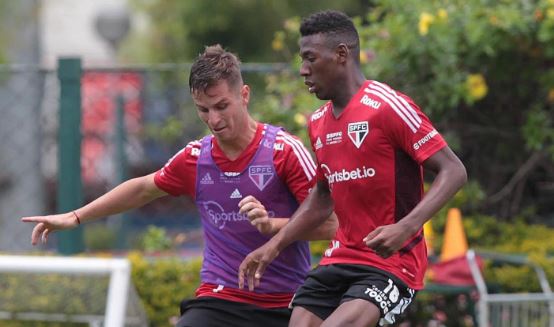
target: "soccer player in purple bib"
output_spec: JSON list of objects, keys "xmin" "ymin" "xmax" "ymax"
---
[
  {"xmin": 21, "ymin": 45, "xmax": 337, "ymax": 327},
  {"xmin": 239, "ymin": 11, "xmax": 467, "ymax": 326}
]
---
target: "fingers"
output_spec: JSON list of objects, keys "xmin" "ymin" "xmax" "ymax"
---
[
  {"xmin": 31, "ymin": 223, "xmax": 45, "ymax": 246},
  {"xmin": 42, "ymin": 228, "xmax": 50, "ymax": 244},
  {"xmin": 237, "ymin": 256, "xmax": 269, "ymax": 291},
  {"xmin": 238, "ymin": 195, "xmax": 260, "ymax": 208},
  {"xmin": 254, "ymin": 262, "xmax": 268, "ymax": 287},
  {"xmin": 238, "ymin": 261, "xmax": 246, "ymax": 289},
  {"xmin": 21, "ymin": 216, "xmax": 47, "ymax": 223},
  {"xmin": 363, "ymin": 227, "xmax": 391, "ymax": 258}
]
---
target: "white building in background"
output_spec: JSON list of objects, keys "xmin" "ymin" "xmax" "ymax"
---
[{"xmin": 40, "ymin": 0, "xmax": 130, "ymax": 68}]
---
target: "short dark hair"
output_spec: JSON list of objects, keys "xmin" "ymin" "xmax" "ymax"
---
[
  {"xmin": 189, "ymin": 44, "xmax": 243, "ymax": 93},
  {"xmin": 300, "ymin": 10, "xmax": 360, "ymax": 61}
]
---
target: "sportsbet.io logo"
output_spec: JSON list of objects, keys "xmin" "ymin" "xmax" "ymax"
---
[
  {"xmin": 201, "ymin": 200, "xmax": 275, "ymax": 230},
  {"xmin": 321, "ymin": 163, "xmax": 376, "ymax": 189}
]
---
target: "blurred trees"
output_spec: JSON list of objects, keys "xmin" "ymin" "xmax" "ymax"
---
[
  {"xmin": 129, "ymin": 0, "xmax": 370, "ymax": 62},
  {"xmin": 260, "ymin": 0, "xmax": 554, "ymax": 223}
]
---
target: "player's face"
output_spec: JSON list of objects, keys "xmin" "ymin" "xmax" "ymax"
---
[
  {"xmin": 299, "ymin": 34, "xmax": 340, "ymax": 100},
  {"xmin": 193, "ymin": 80, "xmax": 250, "ymax": 142}
]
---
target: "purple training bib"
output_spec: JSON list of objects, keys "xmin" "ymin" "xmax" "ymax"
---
[{"xmin": 195, "ymin": 124, "xmax": 311, "ymax": 293}]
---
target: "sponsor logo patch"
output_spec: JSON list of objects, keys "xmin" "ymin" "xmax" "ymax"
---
[
  {"xmin": 320, "ymin": 164, "xmax": 376, "ymax": 189},
  {"xmin": 326, "ymin": 131, "xmax": 342, "ymax": 145},
  {"xmin": 413, "ymin": 129, "xmax": 438, "ymax": 150},
  {"xmin": 360, "ymin": 94, "xmax": 382, "ymax": 109},
  {"xmin": 230, "ymin": 188, "xmax": 242, "ymax": 199},
  {"xmin": 314, "ymin": 137, "xmax": 323, "ymax": 150},
  {"xmin": 201, "ymin": 200, "xmax": 276, "ymax": 230},
  {"xmin": 200, "ymin": 173, "xmax": 214, "ymax": 185}
]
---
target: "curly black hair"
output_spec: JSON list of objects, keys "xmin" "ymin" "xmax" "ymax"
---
[{"xmin": 300, "ymin": 10, "xmax": 359, "ymax": 56}]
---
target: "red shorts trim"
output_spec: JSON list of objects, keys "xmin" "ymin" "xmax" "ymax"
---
[{"xmin": 195, "ymin": 283, "xmax": 293, "ymax": 309}]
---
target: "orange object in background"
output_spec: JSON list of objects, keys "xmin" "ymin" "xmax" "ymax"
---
[
  {"xmin": 427, "ymin": 208, "xmax": 483, "ymax": 287},
  {"xmin": 440, "ymin": 208, "xmax": 468, "ymax": 262}
]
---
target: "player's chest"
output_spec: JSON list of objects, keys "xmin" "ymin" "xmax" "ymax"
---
[{"xmin": 312, "ymin": 114, "xmax": 390, "ymax": 165}]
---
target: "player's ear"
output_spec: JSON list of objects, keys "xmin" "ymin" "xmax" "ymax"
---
[
  {"xmin": 241, "ymin": 84, "xmax": 250, "ymax": 106},
  {"xmin": 336, "ymin": 43, "xmax": 349, "ymax": 64}
]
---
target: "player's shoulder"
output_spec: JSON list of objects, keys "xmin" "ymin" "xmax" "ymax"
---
[
  {"xmin": 364, "ymin": 80, "xmax": 418, "ymax": 109},
  {"xmin": 274, "ymin": 129, "xmax": 308, "ymax": 153},
  {"xmin": 184, "ymin": 139, "xmax": 202, "ymax": 157},
  {"xmin": 309, "ymin": 102, "xmax": 332, "ymax": 124}
]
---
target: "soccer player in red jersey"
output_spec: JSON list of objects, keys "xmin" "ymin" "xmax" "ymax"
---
[{"xmin": 239, "ymin": 10, "xmax": 467, "ymax": 326}]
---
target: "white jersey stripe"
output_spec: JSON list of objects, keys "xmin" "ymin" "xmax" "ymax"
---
[
  {"xmin": 278, "ymin": 132, "xmax": 317, "ymax": 180},
  {"xmin": 369, "ymin": 84, "xmax": 421, "ymax": 129},
  {"xmin": 279, "ymin": 133, "xmax": 317, "ymax": 179},
  {"xmin": 371, "ymin": 81, "xmax": 422, "ymax": 124},
  {"xmin": 366, "ymin": 90, "xmax": 418, "ymax": 133},
  {"xmin": 277, "ymin": 133, "xmax": 317, "ymax": 173}
]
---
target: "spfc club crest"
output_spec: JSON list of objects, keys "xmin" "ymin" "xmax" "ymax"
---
[
  {"xmin": 248, "ymin": 165, "xmax": 274, "ymax": 191},
  {"xmin": 348, "ymin": 121, "xmax": 369, "ymax": 149}
]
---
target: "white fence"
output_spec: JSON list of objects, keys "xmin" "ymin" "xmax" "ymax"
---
[
  {"xmin": 0, "ymin": 255, "xmax": 148, "ymax": 327},
  {"xmin": 468, "ymin": 250, "xmax": 554, "ymax": 327}
]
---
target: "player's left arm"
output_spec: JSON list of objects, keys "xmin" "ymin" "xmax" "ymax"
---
[{"xmin": 365, "ymin": 90, "xmax": 467, "ymax": 257}]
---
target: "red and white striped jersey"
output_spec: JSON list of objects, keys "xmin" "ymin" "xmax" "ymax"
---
[
  {"xmin": 308, "ymin": 80, "xmax": 447, "ymax": 289},
  {"xmin": 155, "ymin": 122, "xmax": 317, "ymax": 204}
]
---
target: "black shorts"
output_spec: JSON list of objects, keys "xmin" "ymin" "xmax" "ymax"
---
[
  {"xmin": 291, "ymin": 264, "xmax": 417, "ymax": 326},
  {"xmin": 176, "ymin": 296, "xmax": 291, "ymax": 327}
]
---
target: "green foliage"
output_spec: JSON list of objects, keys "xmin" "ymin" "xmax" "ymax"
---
[
  {"xmin": 262, "ymin": 0, "xmax": 554, "ymax": 220},
  {"xmin": 140, "ymin": 225, "xmax": 173, "ymax": 252},
  {"xmin": 127, "ymin": 0, "xmax": 369, "ymax": 62},
  {"xmin": 0, "ymin": 272, "xmax": 108, "ymax": 327},
  {"xmin": 83, "ymin": 223, "xmax": 117, "ymax": 251},
  {"xmin": 128, "ymin": 252, "xmax": 202, "ymax": 327}
]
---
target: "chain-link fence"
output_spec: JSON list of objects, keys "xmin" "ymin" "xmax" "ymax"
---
[
  {"xmin": 0, "ymin": 65, "xmax": 54, "ymax": 252},
  {"xmin": 0, "ymin": 61, "xmax": 285, "ymax": 254}
]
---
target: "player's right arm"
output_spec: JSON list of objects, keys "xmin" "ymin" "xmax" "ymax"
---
[
  {"xmin": 21, "ymin": 173, "xmax": 168, "ymax": 245},
  {"xmin": 238, "ymin": 178, "xmax": 333, "ymax": 290}
]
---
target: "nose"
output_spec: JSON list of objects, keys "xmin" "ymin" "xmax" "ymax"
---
[
  {"xmin": 300, "ymin": 62, "xmax": 310, "ymax": 76},
  {"xmin": 207, "ymin": 110, "xmax": 222, "ymax": 127}
]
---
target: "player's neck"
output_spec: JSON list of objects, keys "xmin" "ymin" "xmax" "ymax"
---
[
  {"xmin": 331, "ymin": 70, "xmax": 366, "ymax": 116},
  {"xmin": 216, "ymin": 118, "xmax": 258, "ymax": 160}
]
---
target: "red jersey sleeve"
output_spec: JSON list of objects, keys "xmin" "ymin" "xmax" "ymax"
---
[
  {"xmin": 378, "ymin": 86, "xmax": 447, "ymax": 164},
  {"xmin": 274, "ymin": 130, "xmax": 317, "ymax": 203},
  {"xmin": 153, "ymin": 140, "xmax": 200, "ymax": 198},
  {"xmin": 307, "ymin": 106, "xmax": 329, "ymax": 183}
]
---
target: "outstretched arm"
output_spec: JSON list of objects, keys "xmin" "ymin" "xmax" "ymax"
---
[
  {"xmin": 364, "ymin": 146, "xmax": 467, "ymax": 258},
  {"xmin": 238, "ymin": 179, "xmax": 333, "ymax": 290},
  {"xmin": 21, "ymin": 173, "xmax": 167, "ymax": 245}
]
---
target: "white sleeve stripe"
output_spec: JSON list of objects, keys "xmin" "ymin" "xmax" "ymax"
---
[
  {"xmin": 369, "ymin": 84, "xmax": 421, "ymax": 128},
  {"xmin": 280, "ymin": 134, "xmax": 317, "ymax": 179},
  {"xmin": 277, "ymin": 132, "xmax": 317, "ymax": 172},
  {"xmin": 367, "ymin": 90, "xmax": 418, "ymax": 133},
  {"xmin": 371, "ymin": 81, "xmax": 422, "ymax": 124},
  {"xmin": 278, "ymin": 132, "xmax": 317, "ymax": 179}
]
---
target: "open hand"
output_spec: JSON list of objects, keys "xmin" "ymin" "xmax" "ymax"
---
[{"xmin": 238, "ymin": 241, "xmax": 280, "ymax": 291}]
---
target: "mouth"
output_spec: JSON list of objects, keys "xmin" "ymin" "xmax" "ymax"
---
[
  {"xmin": 212, "ymin": 126, "xmax": 226, "ymax": 133},
  {"xmin": 304, "ymin": 81, "xmax": 316, "ymax": 93}
]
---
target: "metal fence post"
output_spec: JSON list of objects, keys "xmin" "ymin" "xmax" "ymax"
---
[
  {"xmin": 57, "ymin": 57, "xmax": 84, "ymax": 254},
  {"xmin": 115, "ymin": 94, "xmax": 129, "ymax": 249}
]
